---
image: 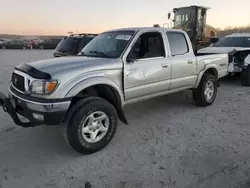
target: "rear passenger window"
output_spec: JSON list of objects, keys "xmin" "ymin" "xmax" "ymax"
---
[{"xmin": 166, "ymin": 32, "xmax": 189, "ymax": 56}]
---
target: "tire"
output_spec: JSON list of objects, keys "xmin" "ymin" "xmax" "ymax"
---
[
  {"xmin": 240, "ymin": 66, "xmax": 250, "ymax": 86},
  {"xmin": 2, "ymin": 46, "xmax": 6, "ymax": 49},
  {"xmin": 65, "ymin": 97, "xmax": 118, "ymax": 154},
  {"xmin": 40, "ymin": 45, "xmax": 44, "ymax": 49},
  {"xmin": 22, "ymin": 46, "xmax": 26, "ymax": 50},
  {"xmin": 192, "ymin": 73, "xmax": 217, "ymax": 107}
]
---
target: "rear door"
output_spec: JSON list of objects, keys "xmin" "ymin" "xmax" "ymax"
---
[
  {"xmin": 20, "ymin": 40, "xmax": 28, "ymax": 48},
  {"xmin": 43, "ymin": 39, "xmax": 49, "ymax": 48},
  {"xmin": 50, "ymin": 39, "xmax": 57, "ymax": 49},
  {"xmin": 166, "ymin": 31, "xmax": 197, "ymax": 89},
  {"xmin": 18, "ymin": 40, "xmax": 24, "ymax": 48}
]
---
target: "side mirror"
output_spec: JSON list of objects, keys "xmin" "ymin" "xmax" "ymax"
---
[
  {"xmin": 126, "ymin": 52, "xmax": 135, "ymax": 63},
  {"xmin": 210, "ymin": 37, "xmax": 219, "ymax": 44},
  {"xmin": 168, "ymin": 13, "xmax": 171, "ymax": 20}
]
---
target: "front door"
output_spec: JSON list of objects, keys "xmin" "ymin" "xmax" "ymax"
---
[
  {"xmin": 8, "ymin": 40, "xmax": 18, "ymax": 49},
  {"xmin": 123, "ymin": 31, "xmax": 171, "ymax": 101}
]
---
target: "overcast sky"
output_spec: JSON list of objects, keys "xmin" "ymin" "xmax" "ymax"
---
[{"xmin": 0, "ymin": 0, "xmax": 250, "ymax": 35}]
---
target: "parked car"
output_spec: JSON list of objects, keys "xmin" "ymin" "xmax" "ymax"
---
[
  {"xmin": 0, "ymin": 39, "xmax": 5, "ymax": 44},
  {"xmin": 197, "ymin": 33, "xmax": 250, "ymax": 84},
  {"xmin": 38, "ymin": 38, "xmax": 62, "ymax": 49},
  {"xmin": 0, "ymin": 27, "xmax": 229, "ymax": 154},
  {"xmin": 26, "ymin": 39, "xmax": 40, "ymax": 49},
  {"xmin": 0, "ymin": 39, "xmax": 32, "ymax": 49},
  {"xmin": 53, "ymin": 33, "xmax": 98, "ymax": 57}
]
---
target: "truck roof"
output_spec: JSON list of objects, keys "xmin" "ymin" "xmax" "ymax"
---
[
  {"xmin": 104, "ymin": 27, "xmax": 187, "ymax": 34},
  {"xmin": 173, "ymin": 5, "xmax": 211, "ymax": 10}
]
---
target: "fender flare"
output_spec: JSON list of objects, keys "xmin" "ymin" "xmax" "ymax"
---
[
  {"xmin": 65, "ymin": 76, "xmax": 124, "ymax": 104},
  {"xmin": 194, "ymin": 64, "xmax": 218, "ymax": 88},
  {"xmin": 64, "ymin": 76, "xmax": 128, "ymax": 125}
]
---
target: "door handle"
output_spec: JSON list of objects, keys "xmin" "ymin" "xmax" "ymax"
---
[
  {"xmin": 187, "ymin": 60, "xmax": 193, "ymax": 64},
  {"xmin": 161, "ymin": 63, "xmax": 168, "ymax": 68}
]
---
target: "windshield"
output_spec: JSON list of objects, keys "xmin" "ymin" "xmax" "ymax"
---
[
  {"xmin": 80, "ymin": 31, "xmax": 135, "ymax": 58},
  {"xmin": 174, "ymin": 8, "xmax": 195, "ymax": 28},
  {"xmin": 55, "ymin": 37, "xmax": 79, "ymax": 52},
  {"xmin": 214, "ymin": 36, "xmax": 250, "ymax": 47}
]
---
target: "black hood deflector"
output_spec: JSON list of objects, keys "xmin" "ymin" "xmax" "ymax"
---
[{"xmin": 15, "ymin": 63, "xmax": 51, "ymax": 80}]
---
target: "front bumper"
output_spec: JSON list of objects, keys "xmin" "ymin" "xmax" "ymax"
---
[{"xmin": 0, "ymin": 86, "xmax": 71, "ymax": 127}]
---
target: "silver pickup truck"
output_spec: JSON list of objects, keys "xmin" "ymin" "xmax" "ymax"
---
[{"xmin": 0, "ymin": 27, "xmax": 229, "ymax": 154}]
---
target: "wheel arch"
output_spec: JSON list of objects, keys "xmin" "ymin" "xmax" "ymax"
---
[
  {"xmin": 63, "ymin": 77, "xmax": 128, "ymax": 125},
  {"xmin": 194, "ymin": 65, "xmax": 218, "ymax": 88}
]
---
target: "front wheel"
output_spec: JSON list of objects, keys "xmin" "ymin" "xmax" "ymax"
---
[
  {"xmin": 193, "ymin": 73, "xmax": 217, "ymax": 107},
  {"xmin": 64, "ymin": 97, "xmax": 118, "ymax": 154}
]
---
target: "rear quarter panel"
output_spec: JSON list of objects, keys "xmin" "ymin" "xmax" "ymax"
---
[{"xmin": 194, "ymin": 54, "xmax": 229, "ymax": 88}]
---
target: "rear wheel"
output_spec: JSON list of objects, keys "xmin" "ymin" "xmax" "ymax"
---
[
  {"xmin": 2, "ymin": 46, "xmax": 6, "ymax": 49},
  {"xmin": 40, "ymin": 45, "xmax": 44, "ymax": 49},
  {"xmin": 64, "ymin": 97, "xmax": 118, "ymax": 154},
  {"xmin": 22, "ymin": 46, "xmax": 26, "ymax": 50},
  {"xmin": 193, "ymin": 73, "xmax": 217, "ymax": 106}
]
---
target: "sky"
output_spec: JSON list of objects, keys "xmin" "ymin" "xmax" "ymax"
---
[{"xmin": 0, "ymin": 0, "xmax": 250, "ymax": 35}]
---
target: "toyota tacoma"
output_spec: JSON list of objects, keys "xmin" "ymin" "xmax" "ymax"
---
[{"xmin": 0, "ymin": 27, "xmax": 229, "ymax": 154}]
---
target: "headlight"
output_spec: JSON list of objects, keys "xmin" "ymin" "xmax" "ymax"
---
[{"xmin": 29, "ymin": 80, "xmax": 58, "ymax": 94}]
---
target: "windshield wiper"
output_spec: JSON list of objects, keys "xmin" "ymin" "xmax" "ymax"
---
[
  {"xmin": 58, "ymin": 48, "xmax": 67, "ymax": 53},
  {"xmin": 89, "ymin": 51, "xmax": 110, "ymax": 58}
]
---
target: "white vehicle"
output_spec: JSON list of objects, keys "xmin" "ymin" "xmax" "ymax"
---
[
  {"xmin": 0, "ymin": 39, "xmax": 5, "ymax": 44},
  {"xmin": 197, "ymin": 33, "xmax": 250, "ymax": 78}
]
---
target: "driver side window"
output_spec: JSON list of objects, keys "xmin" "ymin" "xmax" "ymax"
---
[{"xmin": 129, "ymin": 32, "xmax": 165, "ymax": 60}]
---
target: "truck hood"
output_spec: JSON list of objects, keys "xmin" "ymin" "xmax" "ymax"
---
[
  {"xmin": 25, "ymin": 56, "xmax": 121, "ymax": 75},
  {"xmin": 198, "ymin": 47, "xmax": 250, "ymax": 54}
]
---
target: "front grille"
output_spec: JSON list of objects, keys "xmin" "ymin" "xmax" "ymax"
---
[{"xmin": 12, "ymin": 73, "xmax": 25, "ymax": 92}]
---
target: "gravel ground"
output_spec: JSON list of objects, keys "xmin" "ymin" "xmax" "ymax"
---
[{"xmin": 0, "ymin": 50, "xmax": 250, "ymax": 188}]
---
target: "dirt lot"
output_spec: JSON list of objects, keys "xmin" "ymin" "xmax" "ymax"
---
[{"xmin": 0, "ymin": 50, "xmax": 250, "ymax": 188}]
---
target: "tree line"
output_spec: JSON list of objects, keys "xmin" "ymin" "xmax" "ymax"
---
[
  {"xmin": 1, "ymin": 25, "xmax": 250, "ymax": 40},
  {"xmin": 216, "ymin": 25, "xmax": 250, "ymax": 37}
]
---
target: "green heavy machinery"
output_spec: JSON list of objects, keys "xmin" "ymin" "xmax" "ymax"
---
[{"xmin": 167, "ymin": 5, "xmax": 218, "ymax": 51}]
